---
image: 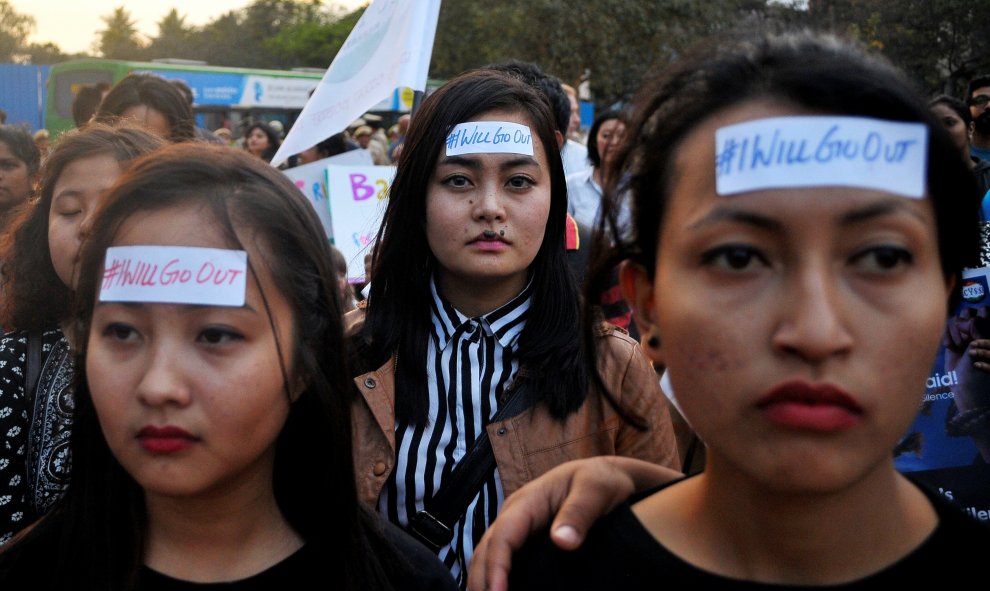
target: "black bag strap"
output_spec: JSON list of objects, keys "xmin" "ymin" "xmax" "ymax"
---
[
  {"xmin": 25, "ymin": 330, "xmax": 43, "ymax": 402},
  {"xmin": 409, "ymin": 383, "xmax": 534, "ymax": 552}
]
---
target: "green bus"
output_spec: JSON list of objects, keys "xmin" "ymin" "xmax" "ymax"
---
[{"xmin": 45, "ymin": 58, "xmax": 418, "ymax": 137}]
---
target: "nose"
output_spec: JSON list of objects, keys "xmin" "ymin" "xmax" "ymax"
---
[
  {"xmin": 771, "ymin": 263, "xmax": 854, "ymax": 364},
  {"xmin": 135, "ymin": 339, "xmax": 193, "ymax": 408},
  {"xmin": 474, "ymin": 182, "xmax": 506, "ymax": 223}
]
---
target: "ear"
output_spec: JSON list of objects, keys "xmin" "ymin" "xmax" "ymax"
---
[
  {"xmin": 619, "ymin": 260, "xmax": 663, "ymax": 365},
  {"xmin": 554, "ymin": 130, "xmax": 564, "ymax": 150}
]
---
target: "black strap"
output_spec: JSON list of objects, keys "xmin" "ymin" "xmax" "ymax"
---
[
  {"xmin": 25, "ymin": 330, "xmax": 43, "ymax": 402},
  {"xmin": 409, "ymin": 384, "xmax": 533, "ymax": 552}
]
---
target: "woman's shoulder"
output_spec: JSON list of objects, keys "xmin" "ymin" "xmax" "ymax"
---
[{"xmin": 509, "ymin": 488, "xmax": 684, "ymax": 590}]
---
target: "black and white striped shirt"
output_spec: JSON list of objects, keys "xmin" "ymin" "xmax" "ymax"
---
[{"xmin": 378, "ymin": 278, "xmax": 532, "ymax": 583}]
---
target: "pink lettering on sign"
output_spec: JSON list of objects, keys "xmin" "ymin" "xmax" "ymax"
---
[
  {"xmin": 350, "ymin": 173, "xmax": 375, "ymax": 201},
  {"xmin": 100, "ymin": 246, "xmax": 248, "ymax": 307}
]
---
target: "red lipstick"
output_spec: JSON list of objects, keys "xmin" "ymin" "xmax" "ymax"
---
[
  {"xmin": 756, "ymin": 381, "xmax": 863, "ymax": 432},
  {"xmin": 137, "ymin": 425, "xmax": 198, "ymax": 454}
]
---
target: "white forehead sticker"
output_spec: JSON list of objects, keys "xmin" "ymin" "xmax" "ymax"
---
[
  {"xmin": 445, "ymin": 121, "xmax": 534, "ymax": 156},
  {"xmin": 100, "ymin": 246, "xmax": 247, "ymax": 307},
  {"xmin": 714, "ymin": 116, "xmax": 928, "ymax": 198}
]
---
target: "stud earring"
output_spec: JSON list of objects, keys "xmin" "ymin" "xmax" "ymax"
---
[{"xmin": 646, "ymin": 335, "xmax": 660, "ymax": 349}]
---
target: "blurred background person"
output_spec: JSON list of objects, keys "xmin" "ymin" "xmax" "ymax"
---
[
  {"xmin": 242, "ymin": 121, "xmax": 281, "ymax": 162},
  {"xmin": 0, "ymin": 125, "xmax": 40, "ymax": 232},
  {"xmin": 565, "ymin": 110, "xmax": 625, "ymax": 229},
  {"xmin": 296, "ymin": 132, "xmax": 351, "ymax": 166},
  {"xmin": 94, "ymin": 73, "xmax": 195, "ymax": 142}
]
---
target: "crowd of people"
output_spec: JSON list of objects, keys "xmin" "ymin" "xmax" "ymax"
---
[{"xmin": 0, "ymin": 25, "xmax": 988, "ymax": 590}]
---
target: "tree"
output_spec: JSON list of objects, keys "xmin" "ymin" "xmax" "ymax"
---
[
  {"xmin": 96, "ymin": 7, "xmax": 144, "ymax": 59},
  {"xmin": 430, "ymin": 0, "xmax": 769, "ymax": 111},
  {"xmin": 265, "ymin": 5, "xmax": 364, "ymax": 68},
  {"xmin": 146, "ymin": 9, "xmax": 196, "ymax": 60},
  {"xmin": 21, "ymin": 42, "xmax": 68, "ymax": 64},
  {"xmin": 0, "ymin": 0, "xmax": 35, "ymax": 62}
]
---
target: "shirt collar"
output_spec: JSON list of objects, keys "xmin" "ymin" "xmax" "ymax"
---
[{"xmin": 429, "ymin": 276, "xmax": 533, "ymax": 350}]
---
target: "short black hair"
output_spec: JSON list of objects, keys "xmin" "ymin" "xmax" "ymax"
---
[
  {"xmin": 968, "ymin": 74, "xmax": 990, "ymax": 97},
  {"xmin": 485, "ymin": 60, "xmax": 570, "ymax": 136}
]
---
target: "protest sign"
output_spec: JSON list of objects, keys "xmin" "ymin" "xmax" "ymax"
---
[
  {"xmin": 271, "ymin": 0, "xmax": 442, "ymax": 166},
  {"xmin": 327, "ymin": 164, "xmax": 396, "ymax": 283},
  {"xmin": 282, "ymin": 149, "xmax": 373, "ymax": 241},
  {"xmin": 895, "ymin": 266, "xmax": 990, "ymax": 524}
]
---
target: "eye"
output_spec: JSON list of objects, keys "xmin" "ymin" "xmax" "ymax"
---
[
  {"xmin": 441, "ymin": 174, "xmax": 472, "ymax": 189},
  {"xmin": 58, "ymin": 209, "xmax": 82, "ymax": 218},
  {"xmin": 506, "ymin": 175, "xmax": 535, "ymax": 190},
  {"xmin": 102, "ymin": 322, "xmax": 138, "ymax": 342},
  {"xmin": 700, "ymin": 244, "xmax": 768, "ymax": 271},
  {"xmin": 197, "ymin": 326, "xmax": 244, "ymax": 345},
  {"xmin": 851, "ymin": 245, "xmax": 913, "ymax": 272}
]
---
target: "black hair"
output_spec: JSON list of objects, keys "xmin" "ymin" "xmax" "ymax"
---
[
  {"xmin": 0, "ymin": 124, "xmax": 41, "ymax": 177},
  {"xmin": 243, "ymin": 121, "xmax": 281, "ymax": 162},
  {"xmin": 0, "ymin": 144, "xmax": 405, "ymax": 590},
  {"xmin": 94, "ymin": 73, "xmax": 196, "ymax": 142},
  {"xmin": 72, "ymin": 85, "xmax": 105, "ymax": 127},
  {"xmin": 312, "ymin": 132, "xmax": 350, "ymax": 159},
  {"xmin": 485, "ymin": 60, "xmax": 571, "ymax": 136},
  {"xmin": 968, "ymin": 74, "xmax": 990, "ymax": 98},
  {"xmin": 168, "ymin": 79, "xmax": 194, "ymax": 105},
  {"xmin": 585, "ymin": 31, "xmax": 978, "ymax": 360},
  {"xmin": 362, "ymin": 68, "xmax": 591, "ymax": 422},
  {"xmin": 930, "ymin": 94, "xmax": 973, "ymax": 126},
  {"xmin": 0, "ymin": 124, "xmax": 164, "ymax": 332},
  {"xmin": 586, "ymin": 110, "xmax": 623, "ymax": 169}
]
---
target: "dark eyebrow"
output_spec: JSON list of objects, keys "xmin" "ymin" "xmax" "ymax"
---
[
  {"xmin": 689, "ymin": 196, "xmax": 926, "ymax": 232},
  {"xmin": 838, "ymin": 199, "xmax": 927, "ymax": 225},
  {"xmin": 688, "ymin": 206, "xmax": 782, "ymax": 232}
]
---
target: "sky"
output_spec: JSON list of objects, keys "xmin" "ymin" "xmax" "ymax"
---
[{"xmin": 10, "ymin": 0, "xmax": 367, "ymax": 55}]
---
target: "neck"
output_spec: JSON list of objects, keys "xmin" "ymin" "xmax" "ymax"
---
[
  {"xmin": 634, "ymin": 456, "xmax": 937, "ymax": 584},
  {"xmin": 435, "ymin": 273, "xmax": 527, "ymax": 318},
  {"xmin": 143, "ymin": 458, "xmax": 302, "ymax": 582}
]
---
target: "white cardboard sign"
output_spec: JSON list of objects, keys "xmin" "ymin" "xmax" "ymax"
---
[
  {"xmin": 445, "ymin": 121, "xmax": 534, "ymax": 156},
  {"xmin": 100, "ymin": 246, "xmax": 247, "ymax": 307},
  {"xmin": 714, "ymin": 116, "xmax": 928, "ymax": 198}
]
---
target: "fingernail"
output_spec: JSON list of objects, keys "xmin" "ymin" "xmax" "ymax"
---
[{"xmin": 552, "ymin": 525, "xmax": 580, "ymax": 547}]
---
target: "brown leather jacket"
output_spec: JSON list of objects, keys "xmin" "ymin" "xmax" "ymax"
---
[{"xmin": 346, "ymin": 309, "xmax": 680, "ymax": 505}]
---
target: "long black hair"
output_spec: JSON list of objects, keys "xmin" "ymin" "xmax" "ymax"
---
[
  {"xmin": 361, "ymin": 68, "xmax": 591, "ymax": 422},
  {"xmin": 0, "ymin": 144, "xmax": 404, "ymax": 590},
  {"xmin": 585, "ymin": 31, "xmax": 979, "ymax": 360}
]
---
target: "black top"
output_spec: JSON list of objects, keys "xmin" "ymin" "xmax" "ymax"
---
[
  {"xmin": 510, "ymin": 476, "xmax": 990, "ymax": 590},
  {"xmin": 138, "ymin": 519, "xmax": 458, "ymax": 590}
]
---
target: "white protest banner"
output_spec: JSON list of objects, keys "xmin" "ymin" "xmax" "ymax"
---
[
  {"xmin": 271, "ymin": 0, "xmax": 442, "ymax": 166},
  {"xmin": 282, "ymin": 149, "xmax": 374, "ymax": 241},
  {"xmin": 714, "ymin": 116, "xmax": 928, "ymax": 198},
  {"xmin": 327, "ymin": 164, "xmax": 396, "ymax": 283},
  {"xmin": 100, "ymin": 246, "xmax": 247, "ymax": 307}
]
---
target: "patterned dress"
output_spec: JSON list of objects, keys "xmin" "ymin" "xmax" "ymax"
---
[{"xmin": 0, "ymin": 328, "xmax": 73, "ymax": 545}]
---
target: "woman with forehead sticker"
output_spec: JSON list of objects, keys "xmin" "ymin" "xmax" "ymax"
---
[
  {"xmin": 347, "ymin": 69, "xmax": 680, "ymax": 585},
  {"xmin": 0, "ymin": 144, "xmax": 458, "ymax": 590},
  {"xmin": 0, "ymin": 124, "xmax": 165, "ymax": 547},
  {"xmin": 465, "ymin": 32, "xmax": 990, "ymax": 591}
]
